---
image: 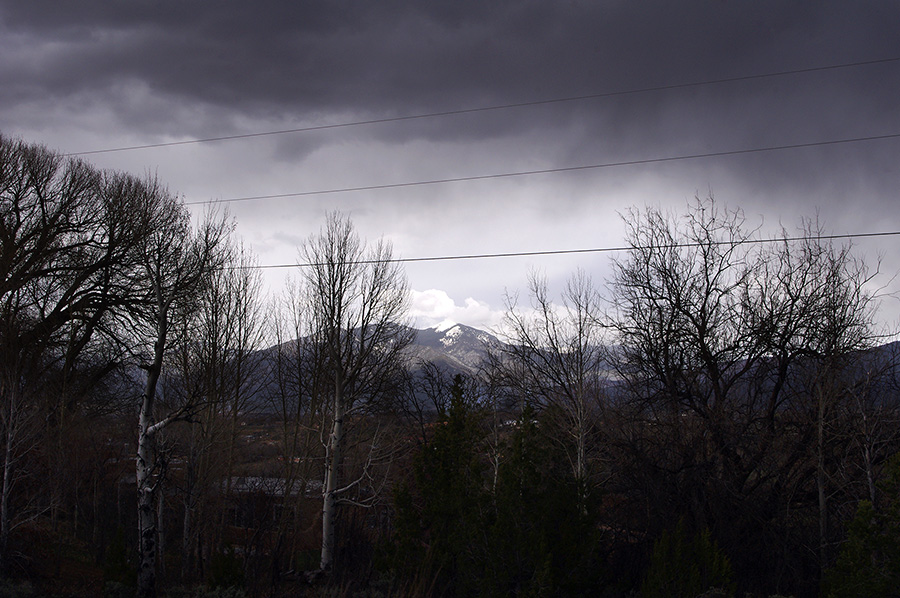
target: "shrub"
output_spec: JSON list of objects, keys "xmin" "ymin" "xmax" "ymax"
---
[
  {"xmin": 103, "ymin": 527, "xmax": 136, "ymax": 588},
  {"xmin": 826, "ymin": 453, "xmax": 900, "ymax": 598},
  {"xmin": 207, "ymin": 548, "xmax": 245, "ymax": 590},
  {"xmin": 641, "ymin": 518, "xmax": 734, "ymax": 598},
  {"xmin": 0, "ymin": 580, "xmax": 34, "ymax": 598}
]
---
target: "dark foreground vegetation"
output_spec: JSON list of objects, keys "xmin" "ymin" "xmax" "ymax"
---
[{"xmin": 2, "ymin": 134, "xmax": 899, "ymax": 597}]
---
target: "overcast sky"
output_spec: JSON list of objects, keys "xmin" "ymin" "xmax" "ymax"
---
[{"xmin": 2, "ymin": 1, "xmax": 899, "ymax": 332}]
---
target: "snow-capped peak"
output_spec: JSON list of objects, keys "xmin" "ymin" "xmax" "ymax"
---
[{"xmin": 434, "ymin": 319, "xmax": 458, "ymax": 333}]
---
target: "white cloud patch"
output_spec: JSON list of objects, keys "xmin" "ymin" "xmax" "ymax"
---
[{"xmin": 410, "ymin": 289, "xmax": 503, "ymax": 331}]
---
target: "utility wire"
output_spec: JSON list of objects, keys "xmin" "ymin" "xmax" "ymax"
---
[
  {"xmin": 246, "ymin": 230, "xmax": 900, "ymax": 269},
  {"xmin": 65, "ymin": 56, "xmax": 900, "ymax": 157},
  {"xmin": 187, "ymin": 132, "xmax": 900, "ymax": 206}
]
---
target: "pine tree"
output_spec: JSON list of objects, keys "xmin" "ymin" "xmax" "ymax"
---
[{"xmin": 390, "ymin": 375, "xmax": 489, "ymax": 596}]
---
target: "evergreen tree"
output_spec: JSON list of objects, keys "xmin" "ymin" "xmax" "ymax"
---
[
  {"xmin": 641, "ymin": 518, "xmax": 734, "ymax": 598},
  {"xmin": 826, "ymin": 453, "xmax": 900, "ymax": 598},
  {"xmin": 487, "ymin": 405, "xmax": 604, "ymax": 597},
  {"xmin": 390, "ymin": 375, "xmax": 490, "ymax": 596}
]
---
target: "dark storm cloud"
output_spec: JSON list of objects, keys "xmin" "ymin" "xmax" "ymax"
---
[
  {"xmin": 5, "ymin": 0, "xmax": 895, "ymax": 213},
  {"xmin": 4, "ymin": 0, "xmax": 897, "ymax": 329},
  {"xmin": 4, "ymin": 0, "xmax": 897, "ymax": 137}
]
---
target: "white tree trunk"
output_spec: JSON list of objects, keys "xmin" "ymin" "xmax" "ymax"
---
[
  {"xmin": 137, "ymin": 316, "xmax": 166, "ymax": 598},
  {"xmin": 320, "ymin": 383, "xmax": 345, "ymax": 572},
  {"xmin": 137, "ymin": 402, "xmax": 158, "ymax": 598}
]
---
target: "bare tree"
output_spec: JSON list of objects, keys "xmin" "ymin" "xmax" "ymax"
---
[
  {"xmin": 128, "ymin": 185, "xmax": 230, "ymax": 598},
  {"xmin": 0, "ymin": 137, "xmax": 150, "ymax": 572},
  {"xmin": 606, "ymin": 196, "xmax": 888, "ymax": 593},
  {"xmin": 265, "ymin": 277, "xmax": 331, "ymax": 583},
  {"xmin": 395, "ymin": 360, "xmax": 457, "ymax": 448},
  {"xmin": 608, "ymin": 199, "xmax": 785, "ymax": 536},
  {"xmin": 498, "ymin": 269, "xmax": 607, "ymax": 487},
  {"xmin": 765, "ymin": 222, "xmax": 884, "ymax": 573},
  {"xmin": 0, "ymin": 139, "xmax": 97, "ymax": 569},
  {"xmin": 167, "ymin": 239, "xmax": 266, "ymax": 581},
  {"xmin": 297, "ymin": 212, "xmax": 413, "ymax": 573}
]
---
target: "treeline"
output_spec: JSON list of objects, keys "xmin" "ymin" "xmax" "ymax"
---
[{"xmin": 1, "ymin": 134, "xmax": 899, "ymax": 598}]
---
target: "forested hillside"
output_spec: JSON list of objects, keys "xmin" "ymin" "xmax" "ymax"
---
[{"xmin": 2, "ymin": 135, "xmax": 899, "ymax": 598}]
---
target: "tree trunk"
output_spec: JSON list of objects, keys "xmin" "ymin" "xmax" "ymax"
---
[
  {"xmin": 0, "ymin": 409, "xmax": 13, "ymax": 575},
  {"xmin": 0, "ymin": 381, "xmax": 22, "ymax": 577},
  {"xmin": 816, "ymin": 381, "xmax": 827, "ymax": 575},
  {"xmin": 137, "ymin": 317, "xmax": 166, "ymax": 598},
  {"xmin": 157, "ymin": 482, "xmax": 166, "ymax": 578},
  {"xmin": 182, "ymin": 495, "xmax": 194, "ymax": 580},
  {"xmin": 320, "ymin": 384, "xmax": 344, "ymax": 572},
  {"xmin": 864, "ymin": 443, "xmax": 877, "ymax": 507},
  {"xmin": 137, "ymin": 399, "xmax": 158, "ymax": 598},
  {"xmin": 575, "ymin": 391, "xmax": 587, "ymax": 483}
]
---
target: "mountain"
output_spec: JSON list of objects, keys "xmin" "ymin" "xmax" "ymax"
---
[
  {"xmin": 405, "ymin": 322, "xmax": 504, "ymax": 375},
  {"xmin": 243, "ymin": 323, "xmax": 505, "ymax": 413}
]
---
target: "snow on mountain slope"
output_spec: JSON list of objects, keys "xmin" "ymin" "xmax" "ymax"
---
[{"xmin": 407, "ymin": 323, "xmax": 503, "ymax": 374}]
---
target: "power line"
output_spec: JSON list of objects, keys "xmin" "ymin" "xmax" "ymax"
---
[
  {"xmin": 246, "ymin": 230, "xmax": 900, "ymax": 270},
  {"xmin": 65, "ymin": 56, "xmax": 900, "ymax": 157},
  {"xmin": 186, "ymin": 132, "xmax": 900, "ymax": 206}
]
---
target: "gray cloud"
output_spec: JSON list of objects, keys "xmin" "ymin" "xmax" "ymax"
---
[
  {"xmin": 1, "ymin": 0, "xmax": 898, "ymax": 329},
  {"xmin": 6, "ymin": 2, "xmax": 895, "ymax": 113}
]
